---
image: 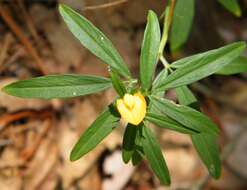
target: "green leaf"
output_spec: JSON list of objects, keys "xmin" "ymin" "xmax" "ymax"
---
[
  {"xmin": 59, "ymin": 4, "xmax": 131, "ymax": 78},
  {"xmin": 131, "ymin": 126, "xmax": 145, "ymax": 166},
  {"xmin": 145, "ymin": 112, "xmax": 198, "ymax": 134},
  {"xmin": 171, "ymin": 51, "xmax": 208, "ymax": 69},
  {"xmin": 70, "ymin": 105, "xmax": 119, "ymax": 161},
  {"xmin": 2, "ymin": 74, "xmax": 112, "ymax": 99},
  {"xmin": 175, "ymin": 86, "xmax": 199, "ymax": 109},
  {"xmin": 218, "ymin": 0, "xmax": 241, "ymax": 17},
  {"xmin": 150, "ymin": 96, "xmax": 219, "ymax": 135},
  {"xmin": 109, "ymin": 70, "xmax": 126, "ymax": 97},
  {"xmin": 122, "ymin": 124, "xmax": 138, "ymax": 163},
  {"xmin": 140, "ymin": 10, "xmax": 161, "ymax": 90},
  {"xmin": 176, "ymin": 86, "xmax": 221, "ymax": 179},
  {"xmin": 191, "ymin": 134, "xmax": 221, "ymax": 179},
  {"xmin": 152, "ymin": 69, "xmax": 168, "ymax": 90},
  {"xmin": 131, "ymin": 148, "xmax": 143, "ymax": 166},
  {"xmin": 155, "ymin": 42, "xmax": 246, "ymax": 91},
  {"xmin": 216, "ymin": 56, "xmax": 247, "ymax": 75},
  {"xmin": 142, "ymin": 126, "xmax": 171, "ymax": 185},
  {"xmin": 169, "ymin": 0, "xmax": 195, "ymax": 52}
]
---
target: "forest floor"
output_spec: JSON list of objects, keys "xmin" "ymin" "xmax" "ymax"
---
[{"xmin": 0, "ymin": 0, "xmax": 247, "ymax": 190}]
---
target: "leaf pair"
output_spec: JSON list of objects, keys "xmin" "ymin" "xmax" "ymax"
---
[
  {"xmin": 3, "ymin": 4, "xmax": 131, "ymax": 100},
  {"xmin": 149, "ymin": 96, "xmax": 219, "ymax": 135},
  {"xmin": 143, "ymin": 93, "xmax": 220, "ymax": 183},
  {"xmin": 123, "ymin": 122, "xmax": 171, "ymax": 185},
  {"xmin": 146, "ymin": 94, "xmax": 221, "ymax": 179},
  {"xmin": 122, "ymin": 124, "xmax": 143, "ymax": 165}
]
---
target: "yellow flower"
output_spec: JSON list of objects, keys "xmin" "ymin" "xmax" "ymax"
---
[{"xmin": 116, "ymin": 92, "xmax": 147, "ymax": 125}]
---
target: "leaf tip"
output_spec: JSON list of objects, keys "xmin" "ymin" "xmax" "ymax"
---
[
  {"xmin": 1, "ymin": 84, "xmax": 12, "ymax": 95},
  {"xmin": 58, "ymin": 3, "xmax": 70, "ymax": 17},
  {"xmin": 209, "ymin": 163, "xmax": 222, "ymax": 179},
  {"xmin": 148, "ymin": 10, "xmax": 155, "ymax": 16},
  {"xmin": 122, "ymin": 151, "xmax": 131, "ymax": 164},
  {"xmin": 69, "ymin": 150, "xmax": 79, "ymax": 162},
  {"xmin": 159, "ymin": 174, "xmax": 171, "ymax": 186},
  {"xmin": 162, "ymin": 178, "xmax": 171, "ymax": 186},
  {"xmin": 147, "ymin": 10, "xmax": 158, "ymax": 22},
  {"xmin": 234, "ymin": 41, "xmax": 247, "ymax": 51},
  {"xmin": 58, "ymin": 3, "xmax": 66, "ymax": 11}
]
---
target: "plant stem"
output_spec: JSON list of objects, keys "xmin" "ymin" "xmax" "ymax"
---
[
  {"xmin": 158, "ymin": 0, "xmax": 176, "ymax": 59},
  {"xmin": 160, "ymin": 55, "xmax": 173, "ymax": 72}
]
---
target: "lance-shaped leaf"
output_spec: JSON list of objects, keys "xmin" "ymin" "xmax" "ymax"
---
[
  {"xmin": 140, "ymin": 10, "xmax": 160, "ymax": 91},
  {"xmin": 131, "ymin": 125, "xmax": 144, "ymax": 166},
  {"xmin": 122, "ymin": 124, "xmax": 138, "ymax": 163},
  {"xmin": 59, "ymin": 4, "xmax": 131, "ymax": 78},
  {"xmin": 218, "ymin": 0, "xmax": 241, "ymax": 17},
  {"xmin": 169, "ymin": 0, "xmax": 195, "ymax": 52},
  {"xmin": 150, "ymin": 96, "xmax": 219, "ymax": 135},
  {"xmin": 191, "ymin": 133, "xmax": 221, "ymax": 178},
  {"xmin": 152, "ymin": 69, "xmax": 168, "ymax": 90},
  {"xmin": 131, "ymin": 148, "xmax": 143, "ymax": 166},
  {"xmin": 154, "ymin": 42, "xmax": 246, "ymax": 91},
  {"xmin": 176, "ymin": 86, "xmax": 221, "ymax": 179},
  {"xmin": 2, "ymin": 74, "xmax": 112, "ymax": 99},
  {"xmin": 145, "ymin": 112, "xmax": 198, "ymax": 134},
  {"xmin": 173, "ymin": 54, "xmax": 247, "ymax": 76},
  {"xmin": 171, "ymin": 51, "xmax": 209, "ymax": 69},
  {"xmin": 142, "ymin": 126, "xmax": 171, "ymax": 185},
  {"xmin": 175, "ymin": 85, "xmax": 199, "ymax": 109},
  {"xmin": 216, "ymin": 56, "xmax": 247, "ymax": 75},
  {"xmin": 70, "ymin": 105, "xmax": 120, "ymax": 161},
  {"xmin": 110, "ymin": 70, "xmax": 126, "ymax": 97}
]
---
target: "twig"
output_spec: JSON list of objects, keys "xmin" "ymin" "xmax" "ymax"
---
[
  {"xmin": 83, "ymin": 0, "xmax": 128, "ymax": 11},
  {"xmin": 0, "ymin": 33, "xmax": 12, "ymax": 67},
  {"xmin": 0, "ymin": 4, "xmax": 47, "ymax": 74},
  {"xmin": 0, "ymin": 109, "xmax": 53, "ymax": 131},
  {"xmin": 16, "ymin": 0, "xmax": 41, "ymax": 46}
]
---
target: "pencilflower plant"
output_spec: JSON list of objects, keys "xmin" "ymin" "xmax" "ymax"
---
[{"xmin": 2, "ymin": 2, "xmax": 247, "ymax": 185}]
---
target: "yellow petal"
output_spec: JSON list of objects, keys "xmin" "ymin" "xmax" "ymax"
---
[
  {"xmin": 134, "ymin": 91, "xmax": 146, "ymax": 103},
  {"xmin": 123, "ymin": 94, "xmax": 135, "ymax": 109},
  {"xmin": 132, "ymin": 95, "xmax": 146, "ymax": 125},
  {"xmin": 116, "ymin": 92, "xmax": 147, "ymax": 126},
  {"xmin": 116, "ymin": 99, "xmax": 134, "ymax": 123}
]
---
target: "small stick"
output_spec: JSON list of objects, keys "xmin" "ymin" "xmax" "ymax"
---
[
  {"xmin": 16, "ymin": 0, "xmax": 41, "ymax": 47},
  {"xmin": 0, "ymin": 4, "xmax": 47, "ymax": 74},
  {"xmin": 0, "ymin": 33, "xmax": 12, "ymax": 67},
  {"xmin": 0, "ymin": 109, "xmax": 53, "ymax": 131},
  {"xmin": 83, "ymin": 0, "xmax": 128, "ymax": 11}
]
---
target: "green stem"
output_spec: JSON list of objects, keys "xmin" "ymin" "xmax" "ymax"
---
[
  {"xmin": 158, "ymin": 0, "xmax": 176, "ymax": 59},
  {"xmin": 160, "ymin": 55, "xmax": 173, "ymax": 72}
]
